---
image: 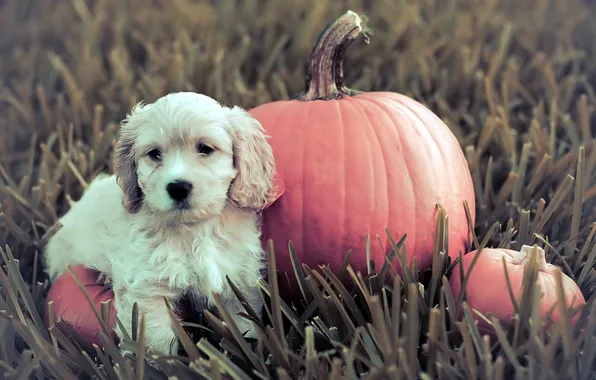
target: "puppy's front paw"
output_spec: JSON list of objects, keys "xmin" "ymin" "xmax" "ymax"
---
[
  {"xmin": 232, "ymin": 314, "xmax": 259, "ymax": 340},
  {"xmin": 97, "ymin": 272, "xmax": 113, "ymax": 289},
  {"xmin": 243, "ymin": 325, "xmax": 259, "ymax": 340},
  {"xmin": 116, "ymin": 325, "xmax": 179, "ymax": 357},
  {"xmin": 147, "ymin": 332, "xmax": 180, "ymax": 357},
  {"xmin": 118, "ymin": 344, "xmax": 135, "ymax": 358}
]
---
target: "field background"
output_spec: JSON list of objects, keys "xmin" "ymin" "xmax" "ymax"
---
[{"xmin": 1, "ymin": 0, "xmax": 596, "ymax": 379}]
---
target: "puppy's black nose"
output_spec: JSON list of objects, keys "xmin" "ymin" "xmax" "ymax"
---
[{"xmin": 167, "ymin": 180, "xmax": 193, "ymax": 202}]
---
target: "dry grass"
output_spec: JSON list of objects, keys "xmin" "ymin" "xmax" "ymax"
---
[{"xmin": 1, "ymin": 0, "xmax": 596, "ymax": 378}]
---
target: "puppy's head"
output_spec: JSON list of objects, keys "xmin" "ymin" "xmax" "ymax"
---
[{"xmin": 114, "ymin": 92, "xmax": 275, "ymax": 223}]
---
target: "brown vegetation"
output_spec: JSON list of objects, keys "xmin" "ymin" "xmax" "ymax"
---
[{"xmin": 1, "ymin": 0, "xmax": 596, "ymax": 378}]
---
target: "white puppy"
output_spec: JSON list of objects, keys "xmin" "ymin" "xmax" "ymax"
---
[{"xmin": 44, "ymin": 92, "xmax": 276, "ymax": 355}]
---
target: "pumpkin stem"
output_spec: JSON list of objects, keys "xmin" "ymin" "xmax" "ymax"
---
[
  {"xmin": 515, "ymin": 245, "xmax": 548, "ymax": 271},
  {"xmin": 297, "ymin": 10, "xmax": 369, "ymax": 101}
]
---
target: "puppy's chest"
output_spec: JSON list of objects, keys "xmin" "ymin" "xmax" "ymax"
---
[{"xmin": 150, "ymin": 238, "xmax": 242, "ymax": 297}]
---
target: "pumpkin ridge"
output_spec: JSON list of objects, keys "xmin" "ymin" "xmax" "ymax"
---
[
  {"xmin": 336, "ymin": 99, "xmax": 347, "ymax": 264},
  {"xmin": 350, "ymin": 97, "xmax": 393, "ymax": 263},
  {"xmin": 366, "ymin": 97, "xmax": 420, "ymax": 267},
  {"xmin": 299, "ymin": 102, "xmax": 316, "ymax": 264},
  {"xmin": 346, "ymin": 97, "xmax": 381, "ymax": 259},
  {"xmin": 359, "ymin": 94, "xmax": 438, "ymax": 266},
  {"xmin": 397, "ymin": 111, "xmax": 421, "ymax": 268},
  {"xmin": 303, "ymin": 100, "xmax": 344, "ymax": 265},
  {"xmin": 379, "ymin": 93, "xmax": 468, "ymax": 257},
  {"xmin": 409, "ymin": 104, "xmax": 457, "ymax": 260}
]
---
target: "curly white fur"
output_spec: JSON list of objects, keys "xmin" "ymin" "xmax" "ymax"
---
[{"xmin": 43, "ymin": 92, "xmax": 276, "ymax": 355}]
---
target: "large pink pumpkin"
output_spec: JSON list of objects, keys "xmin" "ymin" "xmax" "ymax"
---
[{"xmin": 249, "ymin": 11, "xmax": 476, "ymax": 296}]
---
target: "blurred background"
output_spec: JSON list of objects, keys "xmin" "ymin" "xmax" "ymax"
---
[
  {"xmin": 1, "ymin": 0, "xmax": 596, "ymax": 311},
  {"xmin": 2, "ymin": 0, "xmax": 596, "ymax": 300},
  {"xmin": 1, "ymin": 0, "xmax": 596, "ymax": 378}
]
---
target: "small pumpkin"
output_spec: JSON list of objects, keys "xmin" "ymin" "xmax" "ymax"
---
[
  {"xmin": 249, "ymin": 11, "xmax": 476, "ymax": 296},
  {"xmin": 448, "ymin": 245, "xmax": 586, "ymax": 334},
  {"xmin": 44, "ymin": 266, "xmax": 117, "ymax": 347}
]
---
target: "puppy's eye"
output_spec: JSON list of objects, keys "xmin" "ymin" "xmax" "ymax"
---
[
  {"xmin": 196, "ymin": 143, "xmax": 214, "ymax": 155},
  {"xmin": 147, "ymin": 148, "xmax": 162, "ymax": 161}
]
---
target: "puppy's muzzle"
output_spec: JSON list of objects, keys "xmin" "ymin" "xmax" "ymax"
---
[{"xmin": 167, "ymin": 180, "xmax": 193, "ymax": 205}]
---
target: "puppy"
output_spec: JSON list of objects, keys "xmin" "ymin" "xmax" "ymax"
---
[{"xmin": 44, "ymin": 92, "xmax": 276, "ymax": 355}]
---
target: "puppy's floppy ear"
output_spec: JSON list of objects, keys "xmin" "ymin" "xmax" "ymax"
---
[
  {"xmin": 226, "ymin": 106, "xmax": 276, "ymax": 210},
  {"xmin": 114, "ymin": 102, "xmax": 149, "ymax": 213}
]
